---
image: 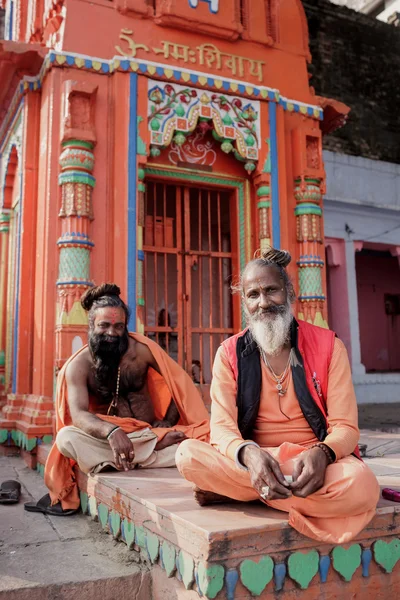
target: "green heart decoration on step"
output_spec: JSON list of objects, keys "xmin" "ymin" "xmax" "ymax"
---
[
  {"xmin": 162, "ymin": 541, "xmax": 176, "ymax": 577},
  {"xmin": 122, "ymin": 519, "xmax": 135, "ymax": 549},
  {"xmin": 98, "ymin": 503, "xmax": 109, "ymax": 530},
  {"xmin": 88, "ymin": 496, "xmax": 98, "ymax": 520},
  {"xmin": 146, "ymin": 532, "xmax": 159, "ymax": 563},
  {"xmin": 332, "ymin": 544, "xmax": 361, "ymax": 581},
  {"xmin": 239, "ymin": 556, "xmax": 274, "ymax": 595},
  {"xmin": 374, "ymin": 539, "xmax": 400, "ymax": 573},
  {"xmin": 288, "ymin": 550, "xmax": 319, "ymax": 589},
  {"xmin": 109, "ymin": 511, "xmax": 121, "ymax": 539},
  {"xmin": 178, "ymin": 550, "xmax": 195, "ymax": 589},
  {"xmin": 26, "ymin": 437, "xmax": 36, "ymax": 452},
  {"xmin": 197, "ymin": 563, "xmax": 225, "ymax": 599},
  {"xmin": 135, "ymin": 525, "xmax": 146, "ymax": 549},
  {"xmin": 79, "ymin": 491, "xmax": 88, "ymax": 515}
]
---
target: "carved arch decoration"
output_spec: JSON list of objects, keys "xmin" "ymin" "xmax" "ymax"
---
[
  {"xmin": 147, "ymin": 79, "xmax": 260, "ymax": 173},
  {"xmin": 2, "ymin": 145, "xmax": 19, "ymax": 209}
]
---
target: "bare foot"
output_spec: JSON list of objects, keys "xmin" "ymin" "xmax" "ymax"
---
[
  {"xmin": 155, "ymin": 431, "xmax": 187, "ymax": 450},
  {"xmin": 152, "ymin": 420, "xmax": 173, "ymax": 428},
  {"xmin": 193, "ymin": 486, "xmax": 235, "ymax": 507}
]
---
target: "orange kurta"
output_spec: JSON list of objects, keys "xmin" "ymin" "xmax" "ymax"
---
[
  {"xmin": 176, "ymin": 338, "xmax": 380, "ymax": 543},
  {"xmin": 45, "ymin": 332, "xmax": 210, "ymax": 510}
]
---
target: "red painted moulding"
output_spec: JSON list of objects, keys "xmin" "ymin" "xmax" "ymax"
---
[{"xmin": 0, "ymin": 41, "xmax": 46, "ymax": 122}]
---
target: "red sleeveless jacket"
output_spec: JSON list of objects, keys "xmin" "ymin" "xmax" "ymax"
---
[{"xmin": 222, "ymin": 319, "xmax": 360, "ymax": 459}]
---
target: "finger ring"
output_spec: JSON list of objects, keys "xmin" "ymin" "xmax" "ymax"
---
[
  {"xmin": 261, "ymin": 485, "xmax": 269, "ymax": 499},
  {"xmin": 120, "ymin": 453, "xmax": 126, "ymax": 459}
]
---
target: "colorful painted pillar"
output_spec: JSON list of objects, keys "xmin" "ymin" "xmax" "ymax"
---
[
  {"xmin": 55, "ymin": 81, "xmax": 97, "ymax": 371},
  {"xmin": 55, "ymin": 139, "xmax": 95, "ymax": 370},
  {"xmin": 294, "ymin": 177, "xmax": 326, "ymax": 327},
  {"xmin": 136, "ymin": 164, "xmax": 146, "ymax": 334},
  {"xmin": 254, "ymin": 174, "xmax": 272, "ymax": 251},
  {"xmin": 0, "ymin": 210, "xmax": 11, "ymax": 403},
  {"xmin": 291, "ymin": 127, "xmax": 327, "ymax": 327}
]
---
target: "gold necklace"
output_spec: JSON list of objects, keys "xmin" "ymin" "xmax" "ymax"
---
[
  {"xmin": 107, "ymin": 367, "xmax": 121, "ymax": 415},
  {"xmin": 261, "ymin": 349, "xmax": 292, "ymax": 397}
]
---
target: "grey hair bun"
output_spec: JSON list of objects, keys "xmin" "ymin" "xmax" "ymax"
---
[{"xmin": 254, "ymin": 247, "xmax": 292, "ymax": 268}]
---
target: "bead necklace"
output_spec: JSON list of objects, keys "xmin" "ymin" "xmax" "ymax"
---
[
  {"xmin": 260, "ymin": 349, "xmax": 292, "ymax": 397},
  {"xmin": 107, "ymin": 367, "xmax": 121, "ymax": 415}
]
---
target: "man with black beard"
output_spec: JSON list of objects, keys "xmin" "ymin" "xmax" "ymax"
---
[
  {"xmin": 176, "ymin": 248, "xmax": 379, "ymax": 544},
  {"xmin": 25, "ymin": 284, "xmax": 209, "ymax": 516}
]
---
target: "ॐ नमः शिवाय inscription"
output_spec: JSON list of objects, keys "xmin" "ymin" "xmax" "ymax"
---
[{"xmin": 115, "ymin": 29, "xmax": 265, "ymax": 82}]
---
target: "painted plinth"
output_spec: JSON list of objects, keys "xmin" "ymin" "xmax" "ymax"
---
[
  {"xmin": 36, "ymin": 444, "xmax": 400, "ymax": 600},
  {"xmin": 0, "ymin": 394, "xmax": 53, "ymax": 453}
]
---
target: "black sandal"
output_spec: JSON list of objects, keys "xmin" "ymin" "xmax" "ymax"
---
[
  {"xmin": 24, "ymin": 493, "xmax": 79, "ymax": 516},
  {"xmin": 0, "ymin": 480, "xmax": 21, "ymax": 504}
]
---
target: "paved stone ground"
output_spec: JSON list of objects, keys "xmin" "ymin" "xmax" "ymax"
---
[
  {"xmin": 358, "ymin": 403, "xmax": 400, "ymax": 432},
  {"xmin": 360, "ymin": 429, "xmax": 400, "ymax": 498},
  {"xmin": 0, "ymin": 456, "xmax": 150, "ymax": 600}
]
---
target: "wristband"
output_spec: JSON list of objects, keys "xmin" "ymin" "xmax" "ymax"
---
[
  {"xmin": 106, "ymin": 426, "xmax": 121, "ymax": 440},
  {"xmin": 311, "ymin": 442, "xmax": 335, "ymax": 464}
]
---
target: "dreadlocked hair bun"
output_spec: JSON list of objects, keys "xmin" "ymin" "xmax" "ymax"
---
[
  {"xmin": 81, "ymin": 283, "xmax": 121, "ymax": 311},
  {"xmin": 254, "ymin": 247, "xmax": 292, "ymax": 268}
]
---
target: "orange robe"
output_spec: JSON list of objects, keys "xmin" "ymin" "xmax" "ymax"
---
[
  {"xmin": 176, "ymin": 338, "xmax": 380, "ymax": 544},
  {"xmin": 45, "ymin": 333, "xmax": 210, "ymax": 510}
]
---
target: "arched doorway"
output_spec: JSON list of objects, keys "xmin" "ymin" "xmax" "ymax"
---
[
  {"xmin": 143, "ymin": 179, "xmax": 236, "ymax": 384},
  {"xmin": 1, "ymin": 146, "xmax": 21, "ymax": 394}
]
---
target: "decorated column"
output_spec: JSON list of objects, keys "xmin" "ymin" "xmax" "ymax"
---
[
  {"xmin": 137, "ymin": 164, "xmax": 146, "ymax": 334},
  {"xmin": 55, "ymin": 81, "xmax": 97, "ymax": 371},
  {"xmin": 55, "ymin": 140, "xmax": 95, "ymax": 370},
  {"xmin": 254, "ymin": 170, "xmax": 272, "ymax": 250},
  {"xmin": 291, "ymin": 127, "xmax": 327, "ymax": 327},
  {"xmin": 0, "ymin": 210, "xmax": 11, "ymax": 402},
  {"xmin": 294, "ymin": 177, "xmax": 326, "ymax": 326}
]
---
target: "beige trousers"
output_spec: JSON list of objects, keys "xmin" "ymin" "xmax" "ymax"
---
[{"xmin": 56, "ymin": 426, "xmax": 178, "ymax": 474}]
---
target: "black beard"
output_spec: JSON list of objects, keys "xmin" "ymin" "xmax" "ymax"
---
[{"xmin": 89, "ymin": 329, "xmax": 129, "ymax": 402}]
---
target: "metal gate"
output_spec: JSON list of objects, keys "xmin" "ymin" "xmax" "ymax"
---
[{"xmin": 143, "ymin": 181, "xmax": 235, "ymax": 383}]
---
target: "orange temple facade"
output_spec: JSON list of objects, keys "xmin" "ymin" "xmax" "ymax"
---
[{"xmin": 0, "ymin": 0, "xmax": 347, "ymax": 450}]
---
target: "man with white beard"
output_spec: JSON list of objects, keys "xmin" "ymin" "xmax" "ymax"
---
[{"xmin": 176, "ymin": 248, "xmax": 380, "ymax": 544}]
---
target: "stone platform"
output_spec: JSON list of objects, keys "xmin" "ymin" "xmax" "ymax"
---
[{"xmin": 35, "ymin": 435, "xmax": 400, "ymax": 600}]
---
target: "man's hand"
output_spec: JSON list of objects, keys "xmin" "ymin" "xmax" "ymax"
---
[
  {"xmin": 108, "ymin": 429, "xmax": 135, "ymax": 471},
  {"xmin": 290, "ymin": 446, "xmax": 329, "ymax": 498},
  {"xmin": 240, "ymin": 445, "xmax": 291, "ymax": 501}
]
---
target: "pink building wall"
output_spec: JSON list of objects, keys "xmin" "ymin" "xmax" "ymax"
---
[{"xmin": 356, "ymin": 251, "xmax": 400, "ymax": 373}]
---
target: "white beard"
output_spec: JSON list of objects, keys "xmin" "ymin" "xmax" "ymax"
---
[{"xmin": 246, "ymin": 301, "xmax": 293, "ymax": 357}]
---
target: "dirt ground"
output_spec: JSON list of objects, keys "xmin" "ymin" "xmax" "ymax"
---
[{"xmin": 358, "ymin": 403, "xmax": 400, "ymax": 431}]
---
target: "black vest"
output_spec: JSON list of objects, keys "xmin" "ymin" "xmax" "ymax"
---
[{"xmin": 235, "ymin": 320, "xmax": 328, "ymax": 442}]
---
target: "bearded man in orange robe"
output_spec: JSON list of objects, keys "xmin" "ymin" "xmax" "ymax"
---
[
  {"xmin": 25, "ymin": 284, "xmax": 209, "ymax": 516},
  {"xmin": 176, "ymin": 248, "xmax": 379, "ymax": 544}
]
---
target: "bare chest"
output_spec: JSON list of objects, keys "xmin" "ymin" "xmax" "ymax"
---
[{"xmin": 87, "ymin": 358, "xmax": 148, "ymax": 399}]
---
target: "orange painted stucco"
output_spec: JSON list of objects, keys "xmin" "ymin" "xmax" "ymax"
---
[{"xmin": 0, "ymin": 0, "xmax": 348, "ymax": 443}]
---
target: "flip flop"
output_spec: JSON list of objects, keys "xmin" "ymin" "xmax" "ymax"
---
[
  {"xmin": 0, "ymin": 480, "xmax": 21, "ymax": 504},
  {"xmin": 24, "ymin": 493, "xmax": 79, "ymax": 516}
]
